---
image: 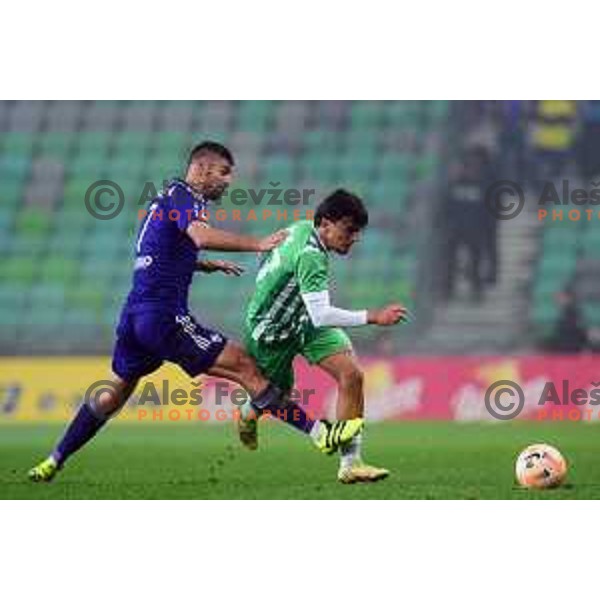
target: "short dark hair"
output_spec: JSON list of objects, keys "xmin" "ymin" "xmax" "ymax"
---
[
  {"xmin": 314, "ymin": 189, "xmax": 369, "ymax": 228},
  {"xmin": 188, "ymin": 141, "xmax": 235, "ymax": 167}
]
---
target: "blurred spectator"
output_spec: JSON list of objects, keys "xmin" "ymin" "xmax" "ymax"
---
[
  {"xmin": 472, "ymin": 146, "xmax": 498, "ymax": 286},
  {"xmin": 578, "ymin": 100, "xmax": 600, "ymax": 178},
  {"xmin": 529, "ymin": 100, "xmax": 578, "ymax": 178},
  {"xmin": 542, "ymin": 288, "xmax": 589, "ymax": 354},
  {"xmin": 442, "ymin": 147, "xmax": 495, "ymax": 303},
  {"xmin": 500, "ymin": 100, "xmax": 528, "ymax": 180}
]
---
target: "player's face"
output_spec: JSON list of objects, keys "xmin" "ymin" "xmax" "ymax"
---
[
  {"xmin": 189, "ymin": 156, "xmax": 234, "ymax": 200},
  {"xmin": 322, "ymin": 217, "xmax": 362, "ymax": 255}
]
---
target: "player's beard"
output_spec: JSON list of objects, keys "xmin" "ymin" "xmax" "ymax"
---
[{"xmin": 206, "ymin": 182, "xmax": 229, "ymax": 201}]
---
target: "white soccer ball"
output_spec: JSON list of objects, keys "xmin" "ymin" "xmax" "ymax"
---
[{"xmin": 515, "ymin": 444, "xmax": 568, "ymax": 489}]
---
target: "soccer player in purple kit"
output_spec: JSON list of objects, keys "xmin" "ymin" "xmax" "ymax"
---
[{"xmin": 28, "ymin": 141, "xmax": 363, "ymax": 482}]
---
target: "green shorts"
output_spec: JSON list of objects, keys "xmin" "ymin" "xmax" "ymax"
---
[{"xmin": 244, "ymin": 327, "xmax": 353, "ymax": 392}]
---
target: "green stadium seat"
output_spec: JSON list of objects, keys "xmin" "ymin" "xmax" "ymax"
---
[
  {"xmin": 414, "ymin": 154, "xmax": 440, "ymax": 180},
  {"xmin": 75, "ymin": 132, "xmax": 113, "ymax": 157},
  {"xmin": 68, "ymin": 155, "xmax": 109, "ymax": 178},
  {"xmin": 581, "ymin": 233, "xmax": 600, "ymax": 255},
  {"xmin": 371, "ymin": 180, "xmax": 408, "ymax": 207},
  {"xmin": 7, "ymin": 237, "xmax": 47, "ymax": 258},
  {"xmin": 237, "ymin": 101, "xmax": 273, "ymax": 132},
  {"xmin": 142, "ymin": 157, "xmax": 182, "ymax": 183},
  {"xmin": 350, "ymin": 102, "xmax": 384, "ymax": 130},
  {"xmin": 341, "ymin": 131, "xmax": 378, "ymax": 156},
  {"xmin": 30, "ymin": 283, "xmax": 66, "ymax": 308},
  {"xmin": 150, "ymin": 131, "xmax": 189, "ymax": 155},
  {"xmin": 543, "ymin": 227, "xmax": 580, "ymax": 245},
  {"xmin": 56, "ymin": 208, "xmax": 91, "ymax": 230},
  {"xmin": 67, "ymin": 286, "xmax": 104, "ymax": 313},
  {"xmin": 1, "ymin": 133, "xmax": 35, "ymax": 156},
  {"xmin": 0, "ymin": 206, "xmax": 14, "ymax": 230},
  {"xmin": 0, "ymin": 155, "xmax": 30, "ymax": 181},
  {"xmin": 0, "ymin": 286, "xmax": 28, "ymax": 308},
  {"xmin": 429, "ymin": 100, "xmax": 449, "ymax": 121},
  {"xmin": 38, "ymin": 132, "xmax": 75, "ymax": 157},
  {"xmin": 25, "ymin": 306, "xmax": 65, "ymax": 327},
  {"xmin": 336, "ymin": 156, "xmax": 373, "ymax": 182},
  {"xmin": 112, "ymin": 132, "xmax": 152, "ymax": 156},
  {"xmin": 16, "ymin": 208, "xmax": 52, "ymax": 238},
  {"xmin": 61, "ymin": 307, "xmax": 100, "ymax": 327},
  {"xmin": 47, "ymin": 233, "xmax": 84, "ymax": 257},
  {"xmin": 0, "ymin": 305, "xmax": 21, "ymax": 331},
  {"xmin": 108, "ymin": 151, "xmax": 147, "ymax": 171},
  {"xmin": 64, "ymin": 177, "xmax": 93, "ymax": 207},
  {"xmin": 80, "ymin": 257, "xmax": 117, "ymax": 282},
  {"xmin": 40, "ymin": 257, "xmax": 78, "ymax": 284},
  {"xmin": 383, "ymin": 101, "xmax": 419, "ymax": 126},
  {"xmin": 378, "ymin": 155, "xmax": 411, "ymax": 183},
  {"xmin": 0, "ymin": 257, "xmax": 38, "ymax": 284},
  {"xmin": 303, "ymin": 130, "xmax": 338, "ymax": 154},
  {"xmin": 582, "ymin": 303, "xmax": 600, "ymax": 326},
  {"xmin": 259, "ymin": 157, "xmax": 295, "ymax": 186},
  {"xmin": 0, "ymin": 180, "xmax": 25, "ymax": 207},
  {"xmin": 301, "ymin": 155, "xmax": 338, "ymax": 185},
  {"xmin": 532, "ymin": 301, "xmax": 560, "ymax": 324}
]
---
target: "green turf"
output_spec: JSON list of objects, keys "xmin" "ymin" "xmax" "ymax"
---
[{"xmin": 1, "ymin": 422, "xmax": 599, "ymax": 499}]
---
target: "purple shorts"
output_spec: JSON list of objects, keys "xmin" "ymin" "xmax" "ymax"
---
[{"xmin": 112, "ymin": 308, "xmax": 227, "ymax": 382}]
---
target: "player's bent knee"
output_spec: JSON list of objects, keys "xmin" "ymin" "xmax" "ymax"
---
[{"xmin": 93, "ymin": 374, "xmax": 135, "ymax": 418}]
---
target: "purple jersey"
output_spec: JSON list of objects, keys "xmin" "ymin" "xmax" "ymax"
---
[{"xmin": 125, "ymin": 179, "xmax": 208, "ymax": 313}]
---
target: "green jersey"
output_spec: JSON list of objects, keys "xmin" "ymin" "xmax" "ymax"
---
[{"xmin": 245, "ymin": 220, "xmax": 329, "ymax": 344}]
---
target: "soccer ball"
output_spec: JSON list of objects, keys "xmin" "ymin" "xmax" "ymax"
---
[{"xmin": 515, "ymin": 444, "xmax": 567, "ymax": 489}]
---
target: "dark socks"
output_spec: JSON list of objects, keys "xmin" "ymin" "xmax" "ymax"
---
[
  {"xmin": 251, "ymin": 384, "xmax": 315, "ymax": 434},
  {"xmin": 52, "ymin": 403, "xmax": 107, "ymax": 466}
]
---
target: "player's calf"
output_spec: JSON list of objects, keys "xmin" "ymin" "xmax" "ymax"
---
[{"xmin": 28, "ymin": 374, "xmax": 135, "ymax": 482}]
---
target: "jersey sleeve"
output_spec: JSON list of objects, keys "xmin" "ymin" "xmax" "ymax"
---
[
  {"xmin": 296, "ymin": 248, "xmax": 329, "ymax": 293},
  {"xmin": 170, "ymin": 186, "xmax": 208, "ymax": 231}
]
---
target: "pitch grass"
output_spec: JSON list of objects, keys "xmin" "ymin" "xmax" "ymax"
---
[{"xmin": 1, "ymin": 421, "xmax": 599, "ymax": 499}]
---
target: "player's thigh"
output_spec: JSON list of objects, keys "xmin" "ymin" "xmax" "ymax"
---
[
  {"xmin": 137, "ymin": 311, "xmax": 228, "ymax": 379},
  {"xmin": 207, "ymin": 340, "xmax": 267, "ymax": 392},
  {"xmin": 242, "ymin": 335, "xmax": 297, "ymax": 393},
  {"xmin": 301, "ymin": 327, "xmax": 354, "ymax": 368},
  {"xmin": 112, "ymin": 310, "xmax": 163, "ymax": 385}
]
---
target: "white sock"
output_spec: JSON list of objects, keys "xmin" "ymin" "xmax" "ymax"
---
[
  {"xmin": 309, "ymin": 420, "xmax": 323, "ymax": 441},
  {"xmin": 340, "ymin": 433, "xmax": 362, "ymax": 469}
]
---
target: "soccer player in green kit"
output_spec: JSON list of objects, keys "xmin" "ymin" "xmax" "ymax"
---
[{"xmin": 239, "ymin": 189, "xmax": 410, "ymax": 483}]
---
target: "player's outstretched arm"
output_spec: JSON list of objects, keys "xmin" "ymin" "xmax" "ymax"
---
[
  {"xmin": 196, "ymin": 259, "xmax": 245, "ymax": 276},
  {"xmin": 187, "ymin": 222, "xmax": 287, "ymax": 253},
  {"xmin": 302, "ymin": 292, "xmax": 412, "ymax": 328},
  {"xmin": 367, "ymin": 303, "xmax": 412, "ymax": 326}
]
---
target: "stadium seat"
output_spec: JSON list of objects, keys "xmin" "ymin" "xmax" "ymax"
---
[
  {"xmin": 237, "ymin": 101, "xmax": 273, "ymax": 133},
  {"xmin": 350, "ymin": 102, "xmax": 384, "ymax": 130},
  {"xmin": 16, "ymin": 208, "xmax": 52, "ymax": 238},
  {"xmin": 1, "ymin": 257, "xmax": 38, "ymax": 284},
  {"xmin": 39, "ymin": 257, "xmax": 78, "ymax": 284},
  {"xmin": 0, "ymin": 155, "xmax": 30, "ymax": 181},
  {"xmin": 38, "ymin": 132, "xmax": 75, "ymax": 158},
  {"xmin": 1, "ymin": 132, "xmax": 35, "ymax": 156}
]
